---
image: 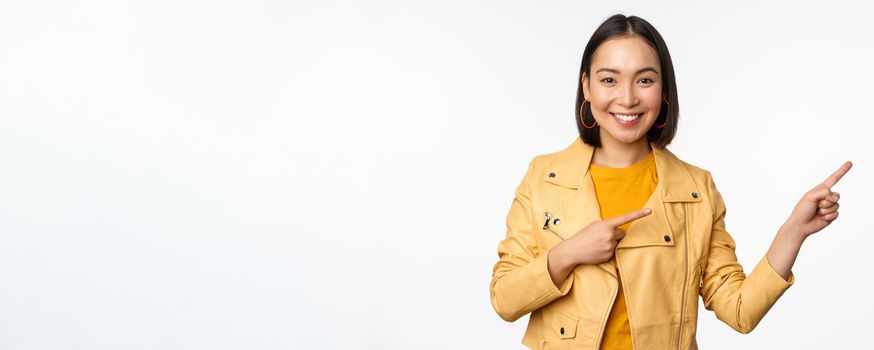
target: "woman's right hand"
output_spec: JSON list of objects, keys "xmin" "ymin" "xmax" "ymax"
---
[{"xmin": 548, "ymin": 208, "xmax": 652, "ymax": 286}]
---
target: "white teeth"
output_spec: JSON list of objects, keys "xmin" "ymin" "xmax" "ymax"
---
[{"xmin": 613, "ymin": 113, "xmax": 641, "ymax": 122}]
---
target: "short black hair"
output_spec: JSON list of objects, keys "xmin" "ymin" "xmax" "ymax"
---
[{"xmin": 576, "ymin": 14, "xmax": 679, "ymax": 148}]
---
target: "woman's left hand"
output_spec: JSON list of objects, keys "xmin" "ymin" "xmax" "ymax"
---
[{"xmin": 783, "ymin": 161, "xmax": 853, "ymax": 238}]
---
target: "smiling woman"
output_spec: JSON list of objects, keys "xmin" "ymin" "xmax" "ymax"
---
[
  {"xmin": 576, "ymin": 15, "xmax": 678, "ymax": 153},
  {"xmin": 489, "ymin": 14, "xmax": 852, "ymax": 350}
]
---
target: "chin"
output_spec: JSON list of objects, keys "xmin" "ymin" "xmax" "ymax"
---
[
  {"xmin": 615, "ymin": 136, "xmax": 647, "ymax": 144},
  {"xmin": 602, "ymin": 129, "xmax": 649, "ymax": 144}
]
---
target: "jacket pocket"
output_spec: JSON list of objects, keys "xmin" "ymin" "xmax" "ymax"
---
[{"xmin": 543, "ymin": 306, "xmax": 578, "ymax": 339}]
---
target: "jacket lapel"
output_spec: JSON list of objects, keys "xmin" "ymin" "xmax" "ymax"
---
[
  {"xmin": 617, "ymin": 145, "xmax": 702, "ymax": 248},
  {"xmin": 541, "ymin": 138, "xmax": 601, "ymax": 227},
  {"xmin": 540, "ymin": 138, "xmax": 702, "ymax": 276}
]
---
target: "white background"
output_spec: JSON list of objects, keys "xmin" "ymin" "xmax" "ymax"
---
[{"xmin": 1, "ymin": 0, "xmax": 872, "ymax": 349}]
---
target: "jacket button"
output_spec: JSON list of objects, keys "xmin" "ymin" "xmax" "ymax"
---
[
  {"xmin": 548, "ymin": 172, "xmax": 556, "ymax": 178},
  {"xmin": 560, "ymin": 327, "xmax": 565, "ymax": 335},
  {"xmin": 663, "ymin": 235, "xmax": 671, "ymax": 242},
  {"xmin": 691, "ymin": 192, "xmax": 699, "ymax": 198},
  {"xmin": 553, "ymin": 218, "xmax": 561, "ymax": 226}
]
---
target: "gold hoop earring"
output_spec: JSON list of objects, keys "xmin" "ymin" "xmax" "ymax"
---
[{"xmin": 580, "ymin": 100, "xmax": 597, "ymax": 129}]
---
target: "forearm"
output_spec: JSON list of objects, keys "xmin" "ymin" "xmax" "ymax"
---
[
  {"xmin": 492, "ymin": 250, "xmax": 575, "ymax": 322},
  {"xmin": 547, "ymin": 241, "xmax": 578, "ymax": 287},
  {"xmin": 765, "ymin": 224, "xmax": 806, "ymax": 281}
]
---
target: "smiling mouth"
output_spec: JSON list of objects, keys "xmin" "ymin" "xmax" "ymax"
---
[{"xmin": 610, "ymin": 113, "xmax": 642, "ymax": 122}]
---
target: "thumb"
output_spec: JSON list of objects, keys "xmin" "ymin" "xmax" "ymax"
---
[
  {"xmin": 806, "ymin": 186, "xmax": 834, "ymax": 203},
  {"xmin": 604, "ymin": 208, "xmax": 652, "ymax": 227}
]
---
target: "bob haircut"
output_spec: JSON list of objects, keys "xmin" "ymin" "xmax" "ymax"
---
[{"xmin": 576, "ymin": 14, "xmax": 679, "ymax": 148}]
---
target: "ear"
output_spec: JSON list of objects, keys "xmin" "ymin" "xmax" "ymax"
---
[{"xmin": 581, "ymin": 73, "xmax": 590, "ymax": 100}]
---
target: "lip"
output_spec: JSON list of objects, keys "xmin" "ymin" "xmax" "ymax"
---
[{"xmin": 610, "ymin": 112, "xmax": 643, "ymax": 126}]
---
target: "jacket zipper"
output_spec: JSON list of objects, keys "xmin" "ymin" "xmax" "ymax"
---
[
  {"xmin": 699, "ymin": 263, "xmax": 704, "ymax": 289},
  {"xmin": 676, "ymin": 203, "xmax": 690, "ymax": 350},
  {"xmin": 542, "ymin": 211, "xmax": 552, "ymax": 230},
  {"xmin": 543, "ymin": 211, "xmax": 565, "ymax": 241}
]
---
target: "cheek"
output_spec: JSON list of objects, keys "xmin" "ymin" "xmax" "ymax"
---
[
  {"xmin": 591, "ymin": 87, "xmax": 612, "ymax": 100},
  {"xmin": 643, "ymin": 86, "xmax": 663, "ymax": 108},
  {"xmin": 641, "ymin": 84, "xmax": 662, "ymax": 108},
  {"xmin": 636, "ymin": 94, "xmax": 662, "ymax": 121},
  {"xmin": 589, "ymin": 90, "xmax": 613, "ymax": 110}
]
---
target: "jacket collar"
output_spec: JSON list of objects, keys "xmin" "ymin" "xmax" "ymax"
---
[
  {"xmin": 539, "ymin": 138, "xmax": 702, "ymax": 277},
  {"xmin": 542, "ymin": 137, "xmax": 701, "ymax": 203}
]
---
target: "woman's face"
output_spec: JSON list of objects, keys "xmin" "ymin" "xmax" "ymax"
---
[{"xmin": 582, "ymin": 35, "xmax": 663, "ymax": 146}]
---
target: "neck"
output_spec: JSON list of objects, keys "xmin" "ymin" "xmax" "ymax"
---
[{"xmin": 591, "ymin": 136, "xmax": 652, "ymax": 168}]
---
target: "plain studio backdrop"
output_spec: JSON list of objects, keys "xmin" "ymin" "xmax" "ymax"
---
[{"xmin": 1, "ymin": 0, "xmax": 872, "ymax": 349}]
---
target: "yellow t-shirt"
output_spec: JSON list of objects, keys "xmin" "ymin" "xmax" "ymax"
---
[{"xmin": 589, "ymin": 150, "xmax": 658, "ymax": 350}]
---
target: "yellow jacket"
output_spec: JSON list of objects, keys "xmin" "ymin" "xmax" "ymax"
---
[{"xmin": 490, "ymin": 138, "xmax": 795, "ymax": 349}]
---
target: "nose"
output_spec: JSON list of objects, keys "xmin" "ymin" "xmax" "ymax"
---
[{"xmin": 618, "ymin": 83, "xmax": 639, "ymax": 107}]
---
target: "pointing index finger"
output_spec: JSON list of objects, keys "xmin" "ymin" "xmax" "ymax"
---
[
  {"xmin": 605, "ymin": 208, "xmax": 652, "ymax": 227},
  {"xmin": 821, "ymin": 161, "xmax": 853, "ymax": 188}
]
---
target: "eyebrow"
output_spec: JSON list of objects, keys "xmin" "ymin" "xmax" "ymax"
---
[{"xmin": 595, "ymin": 67, "xmax": 660, "ymax": 75}]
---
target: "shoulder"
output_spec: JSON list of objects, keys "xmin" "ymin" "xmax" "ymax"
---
[
  {"xmin": 521, "ymin": 140, "xmax": 582, "ymax": 182},
  {"xmin": 528, "ymin": 151, "xmax": 561, "ymax": 173},
  {"xmin": 661, "ymin": 148, "xmax": 725, "ymax": 212},
  {"xmin": 513, "ymin": 151, "xmax": 561, "ymax": 190},
  {"xmin": 677, "ymin": 155, "xmax": 714, "ymax": 183},
  {"xmin": 661, "ymin": 147, "xmax": 716, "ymax": 184}
]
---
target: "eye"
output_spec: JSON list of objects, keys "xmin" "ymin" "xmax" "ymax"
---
[
  {"xmin": 600, "ymin": 77, "xmax": 616, "ymax": 84},
  {"xmin": 638, "ymin": 78, "xmax": 655, "ymax": 84}
]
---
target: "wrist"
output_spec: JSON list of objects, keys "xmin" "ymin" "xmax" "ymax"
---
[
  {"xmin": 779, "ymin": 222, "xmax": 807, "ymax": 243},
  {"xmin": 549, "ymin": 241, "xmax": 576, "ymax": 269}
]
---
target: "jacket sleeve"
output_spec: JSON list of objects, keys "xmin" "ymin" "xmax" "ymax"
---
[
  {"xmin": 489, "ymin": 158, "xmax": 573, "ymax": 322},
  {"xmin": 700, "ymin": 171, "xmax": 795, "ymax": 334}
]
